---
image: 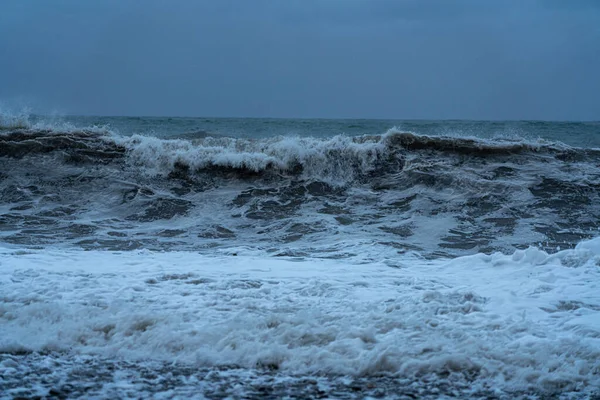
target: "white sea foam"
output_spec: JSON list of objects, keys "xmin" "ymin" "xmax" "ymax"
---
[
  {"xmin": 118, "ymin": 133, "xmax": 387, "ymax": 184},
  {"xmin": 1, "ymin": 240, "xmax": 599, "ymax": 394}
]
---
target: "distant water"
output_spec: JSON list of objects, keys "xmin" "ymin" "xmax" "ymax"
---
[
  {"xmin": 15, "ymin": 114, "xmax": 600, "ymax": 146},
  {"xmin": 1, "ymin": 113, "xmax": 599, "ymax": 398}
]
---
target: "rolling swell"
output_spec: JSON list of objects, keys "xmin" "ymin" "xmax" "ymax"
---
[
  {"xmin": 121, "ymin": 129, "xmax": 600, "ymax": 181},
  {"xmin": 1, "ymin": 127, "xmax": 599, "ymax": 256},
  {"xmin": 1, "ymin": 127, "xmax": 596, "ymax": 180},
  {"xmin": 0, "ymin": 129, "xmax": 126, "ymax": 162}
]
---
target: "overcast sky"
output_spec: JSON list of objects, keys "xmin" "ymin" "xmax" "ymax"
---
[{"xmin": 0, "ymin": 0, "xmax": 599, "ymax": 120}]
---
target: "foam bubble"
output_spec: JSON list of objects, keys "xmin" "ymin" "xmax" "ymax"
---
[{"xmin": 1, "ymin": 239, "xmax": 599, "ymax": 394}]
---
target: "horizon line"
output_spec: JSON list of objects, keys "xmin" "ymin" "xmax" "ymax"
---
[{"xmin": 30, "ymin": 113, "xmax": 600, "ymax": 124}]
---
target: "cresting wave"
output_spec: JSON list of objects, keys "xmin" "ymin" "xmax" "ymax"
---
[
  {"xmin": 1, "ymin": 126, "xmax": 596, "ymax": 183},
  {"xmin": 2, "ymin": 125, "xmax": 600, "ymax": 256},
  {"xmin": 122, "ymin": 129, "xmax": 596, "ymax": 183}
]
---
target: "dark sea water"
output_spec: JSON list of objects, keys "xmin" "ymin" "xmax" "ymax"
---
[
  {"xmin": 1, "ymin": 115, "xmax": 600, "ymax": 257},
  {"xmin": 1, "ymin": 114, "xmax": 599, "ymax": 399}
]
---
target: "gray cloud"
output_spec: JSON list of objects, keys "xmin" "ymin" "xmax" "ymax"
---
[{"xmin": 0, "ymin": 0, "xmax": 598, "ymax": 120}]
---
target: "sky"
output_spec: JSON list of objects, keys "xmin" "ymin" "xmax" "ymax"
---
[{"xmin": 0, "ymin": 0, "xmax": 599, "ymax": 120}]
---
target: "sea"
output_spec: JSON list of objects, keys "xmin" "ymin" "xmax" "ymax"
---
[{"xmin": 1, "ymin": 113, "xmax": 599, "ymax": 399}]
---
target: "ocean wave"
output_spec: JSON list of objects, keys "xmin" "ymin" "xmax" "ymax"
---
[
  {"xmin": 2, "ymin": 126, "xmax": 596, "ymax": 182},
  {"xmin": 0, "ymin": 129, "xmax": 125, "ymax": 161},
  {"xmin": 117, "ymin": 128, "xmax": 600, "ymax": 181},
  {"xmin": 119, "ymin": 133, "xmax": 388, "ymax": 183},
  {"xmin": 2, "ymin": 126, "xmax": 599, "ymax": 257},
  {"xmin": 0, "ymin": 108, "xmax": 113, "ymax": 134}
]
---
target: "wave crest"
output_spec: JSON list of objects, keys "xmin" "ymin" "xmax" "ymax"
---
[
  {"xmin": 0, "ymin": 129, "xmax": 125, "ymax": 162},
  {"xmin": 121, "ymin": 133, "xmax": 389, "ymax": 183},
  {"xmin": 1, "ymin": 125, "xmax": 597, "ymax": 184}
]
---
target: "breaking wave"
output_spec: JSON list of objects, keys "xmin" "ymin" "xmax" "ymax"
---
[
  {"xmin": 1, "ymin": 123, "xmax": 599, "ymax": 256},
  {"xmin": 1, "ymin": 126, "xmax": 596, "ymax": 183}
]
